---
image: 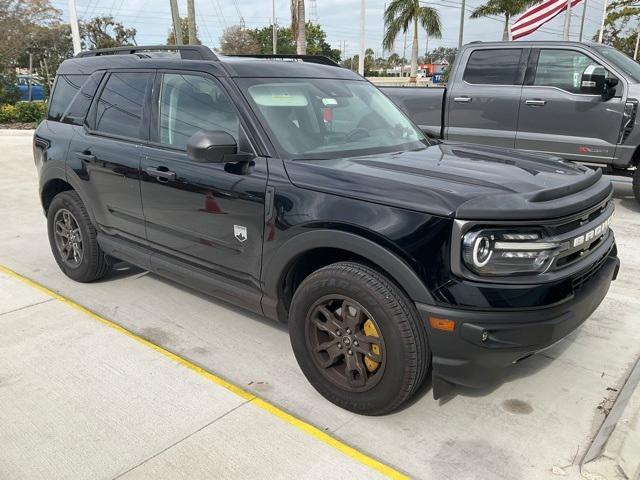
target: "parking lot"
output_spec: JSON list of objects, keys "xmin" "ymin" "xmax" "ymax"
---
[{"xmin": 1, "ymin": 129, "xmax": 639, "ymax": 479}]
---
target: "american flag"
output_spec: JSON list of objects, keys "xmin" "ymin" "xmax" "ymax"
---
[{"xmin": 510, "ymin": 0, "xmax": 583, "ymax": 40}]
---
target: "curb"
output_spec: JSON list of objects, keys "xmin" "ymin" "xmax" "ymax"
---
[{"xmin": 582, "ymin": 356, "xmax": 640, "ymax": 480}]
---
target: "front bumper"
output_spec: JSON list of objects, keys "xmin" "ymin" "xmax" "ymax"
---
[{"xmin": 417, "ymin": 248, "xmax": 619, "ymax": 398}]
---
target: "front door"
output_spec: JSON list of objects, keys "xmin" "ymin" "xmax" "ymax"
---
[
  {"xmin": 516, "ymin": 48, "xmax": 626, "ymax": 163},
  {"xmin": 140, "ymin": 72, "xmax": 267, "ymax": 295},
  {"xmin": 446, "ymin": 47, "xmax": 527, "ymax": 148}
]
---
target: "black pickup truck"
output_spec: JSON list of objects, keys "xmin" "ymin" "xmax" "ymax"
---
[
  {"xmin": 35, "ymin": 46, "xmax": 619, "ymax": 414},
  {"xmin": 383, "ymin": 41, "xmax": 640, "ymax": 202}
]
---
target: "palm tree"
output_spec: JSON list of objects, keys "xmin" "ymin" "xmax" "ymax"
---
[
  {"xmin": 291, "ymin": 0, "xmax": 306, "ymax": 54},
  {"xmin": 470, "ymin": 0, "xmax": 536, "ymax": 41},
  {"xmin": 383, "ymin": 0, "xmax": 441, "ymax": 84}
]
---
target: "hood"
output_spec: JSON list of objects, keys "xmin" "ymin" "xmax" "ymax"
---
[{"xmin": 283, "ymin": 143, "xmax": 613, "ymax": 220}]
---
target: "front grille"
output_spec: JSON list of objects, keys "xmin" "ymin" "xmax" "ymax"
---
[
  {"xmin": 571, "ymin": 249, "xmax": 609, "ymax": 291},
  {"xmin": 547, "ymin": 200, "xmax": 614, "ymax": 273}
]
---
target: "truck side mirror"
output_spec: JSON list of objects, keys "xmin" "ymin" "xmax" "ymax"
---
[
  {"xmin": 580, "ymin": 65, "xmax": 607, "ymax": 96},
  {"xmin": 186, "ymin": 130, "xmax": 253, "ymax": 164}
]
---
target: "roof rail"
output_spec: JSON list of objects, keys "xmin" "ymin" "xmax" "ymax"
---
[
  {"xmin": 75, "ymin": 45, "xmax": 218, "ymax": 61},
  {"xmin": 225, "ymin": 54, "xmax": 340, "ymax": 67}
]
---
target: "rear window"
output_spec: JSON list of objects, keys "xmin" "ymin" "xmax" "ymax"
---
[
  {"xmin": 94, "ymin": 72, "xmax": 151, "ymax": 138},
  {"xmin": 62, "ymin": 72, "xmax": 104, "ymax": 126},
  {"xmin": 463, "ymin": 49, "xmax": 524, "ymax": 85},
  {"xmin": 47, "ymin": 75, "xmax": 89, "ymax": 121}
]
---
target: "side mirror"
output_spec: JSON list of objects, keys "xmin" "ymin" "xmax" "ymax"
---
[
  {"xmin": 187, "ymin": 130, "xmax": 253, "ymax": 164},
  {"xmin": 603, "ymin": 76, "xmax": 619, "ymax": 101},
  {"xmin": 580, "ymin": 65, "xmax": 607, "ymax": 96}
]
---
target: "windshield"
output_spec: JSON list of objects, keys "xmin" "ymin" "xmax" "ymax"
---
[
  {"xmin": 592, "ymin": 45, "xmax": 640, "ymax": 83},
  {"xmin": 238, "ymin": 78, "xmax": 428, "ymax": 159}
]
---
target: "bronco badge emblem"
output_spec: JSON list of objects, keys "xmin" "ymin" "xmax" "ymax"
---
[{"xmin": 234, "ymin": 225, "xmax": 247, "ymax": 243}]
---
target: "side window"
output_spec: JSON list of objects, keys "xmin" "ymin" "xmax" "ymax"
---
[
  {"xmin": 95, "ymin": 72, "xmax": 151, "ymax": 138},
  {"xmin": 158, "ymin": 73, "xmax": 240, "ymax": 149},
  {"xmin": 533, "ymin": 50, "xmax": 599, "ymax": 94},
  {"xmin": 463, "ymin": 49, "xmax": 524, "ymax": 85},
  {"xmin": 62, "ymin": 72, "xmax": 104, "ymax": 126},
  {"xmin": 47, "ymin": 75, "xmax": 88, "ymax": 121}
]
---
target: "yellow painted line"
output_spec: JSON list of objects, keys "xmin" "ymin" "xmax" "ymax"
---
[{"xmin": 0, "ymin": 263, "xmax": 409, "ymax": 480}]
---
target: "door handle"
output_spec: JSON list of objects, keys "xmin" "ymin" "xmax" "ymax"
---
[
  {"xmin": 146, "ymin": 166, "xmax": 176, "ymax": 183},
  {"xmin": 454, "ymin": 96, "xmax": 472, "ymax": 103},
  {"xmin": 75, "ymin": 151, "xmax": 96, "ymax": 162},
  {"xmin": 525, "ymin": 99, "xmax": 547, "ymax": 106}
]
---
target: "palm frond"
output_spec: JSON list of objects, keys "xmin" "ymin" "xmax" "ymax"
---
[{"xmin": 418, "ymin": 6, "xmax": 442, "ymax": 38}]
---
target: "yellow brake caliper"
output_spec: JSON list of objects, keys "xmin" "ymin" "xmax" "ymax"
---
[{"xmin": 363, "ymin": 319, "xmax": 381, "ymax": 372}]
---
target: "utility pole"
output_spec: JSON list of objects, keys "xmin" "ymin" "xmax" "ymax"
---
[
  {"xmin": 458, "ymin": 0, "xmax": 466, "ymax": 49},
  {"xmin": 186, "ymin": 0, "xmax": 196, "ymax": 45},
  {"xmin": 563, "ymin": 0, "xmax": 572, "ymax": 40},
  {"xmin": 598, "ymin": 0, "xmax": 607, "ymax": 43},
  {"xmin": 272, "ymin": 0, "xmax": 277, "ymax": 54},
  {"xmin": 578, "ymin": 0, "xmax": 588, "ymax": 41},
  {"xmin": 68, "ymin": 0, "xmax": 81, "ymax": 55},
  {"xmin": 358, "ymin": 0, "xmax": 365, "ymax": 76},
  {"xmin": 28, "ymin": 53, "xmax": 33, "ymax": 102},
  {"xmin": 170, "ymin": 0, "xmax": 182, "ymax": 45}
]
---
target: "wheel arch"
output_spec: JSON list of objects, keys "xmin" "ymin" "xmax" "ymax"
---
[{"xmin": 261, "ymin": 230, "xmax": 434, "ymax": 322}]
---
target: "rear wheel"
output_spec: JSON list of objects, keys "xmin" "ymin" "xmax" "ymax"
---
[
  {"xmin": 47, "ymin": 191, "xmax": 111, "ymax": 282},
  {"xmin": 633, "ymin": 167, "xmax": 640, "ymax": 204},
  {"xmin": 288, "ymin": 262, "xmax": 429, "ymax": 415}
]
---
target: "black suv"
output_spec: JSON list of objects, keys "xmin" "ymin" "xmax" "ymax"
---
[{"xmin": 35, "ymin": 45, "xmax": 619, "ymax": 415}]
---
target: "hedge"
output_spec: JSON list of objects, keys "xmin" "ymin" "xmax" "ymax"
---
[{"xmin": 0, "ymin": 102, "xmax": 47, "ymax": 123}]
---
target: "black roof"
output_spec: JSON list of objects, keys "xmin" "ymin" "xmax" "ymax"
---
[{"xmin": 58, "ymin": 45, "xmax": 362, "ymax": 81}]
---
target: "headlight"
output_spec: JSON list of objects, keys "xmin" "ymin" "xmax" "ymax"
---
[{"xmin": 462, "ymin": 229, "xmax": 561, "ymax": 276}]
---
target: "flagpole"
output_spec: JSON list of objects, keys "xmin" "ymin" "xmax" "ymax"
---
[{"xmin": 563, "ymin": 0, "xmax": 572, "ymax": 40}]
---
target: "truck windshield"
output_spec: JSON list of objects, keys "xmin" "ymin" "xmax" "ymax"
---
[
  {"xmin": 238, "ymin": 78, "xmax": 428, "ymax": 160},
  {"xmin": 592, "ymin": 45, "xmax": 640, "ymax": 83}
]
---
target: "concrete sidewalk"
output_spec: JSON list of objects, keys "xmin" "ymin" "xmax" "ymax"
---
[{"xmin": 0, "ymin": 271, "xmax": 388, "ymax": 480}]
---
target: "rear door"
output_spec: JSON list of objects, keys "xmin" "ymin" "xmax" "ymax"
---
[
  {"xmin": 516, "ymin": 48, "xmax": 626, "ymax": 163},
  {"xmin": 68, "ymin": 70, "xmax": 153, "ymax": 243},
  {"xmin": 446, "ymin": 47, "xmax": 527, "ymax": 147}
]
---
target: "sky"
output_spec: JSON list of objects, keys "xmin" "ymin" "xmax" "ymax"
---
[{"xmin": 49, "ymin": 0, "xmax": 609, "ymax": 57}]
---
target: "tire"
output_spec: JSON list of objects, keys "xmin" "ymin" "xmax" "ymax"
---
[
  {"xmin": 288, "ymin": 262, "xmax": 430, "ymax": 415},
  {"xmin": 633, "ymin": 167, "xmax": 640, "ymax": 204},
  {"xmin": 47, "ymin": 191, "xmax": 111, "ymax": 282}
]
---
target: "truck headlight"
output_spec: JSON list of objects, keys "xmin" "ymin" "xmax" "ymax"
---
[{"xmin": 462, "ymin": 230, "xmax": 560, "ymax": 276}]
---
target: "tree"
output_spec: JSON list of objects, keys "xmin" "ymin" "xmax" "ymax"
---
[
  {"xmin": 383, "ymin": 0, "xmax": 441, "ymax": 84},
  {"xmin": 291, "ymin": 0, "xmax": 306, "ymax": 54},
  {"xmin": 80, "ymin": 15, "xmax": 137, "ymax": 50},
  {"xmin": 218, "ymin": 26, "xmax": 259, "ymax": 55},
  {"xmin": 167, "ymin": 17, "xmax": 200, "ymax": 46},
  {"xmin": 596, "ymin": 0, "xmax": 640, "ymax": 57},
  {"xmin": 0, "ymin": 0, "xmax": 61, "ymax": 69},
  {"xmin": 250, "ymin": 23, "xmax": 340, "ymax": 62},
  {"xmin": 470, "ymin": 0, "xmax": 536, "ymax": 41}
]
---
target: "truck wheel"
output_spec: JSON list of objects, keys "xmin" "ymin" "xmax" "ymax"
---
[
  {"xmin": 288, "ymin": 262, "xmax": 429, "ymax": 415},
  {"xmin": 634, "ymin": 168, "xmax": 640, "ymax": 204},
  {"xmin": 47, "ymin": 191, "xmax": 111, "ymax": 282}
]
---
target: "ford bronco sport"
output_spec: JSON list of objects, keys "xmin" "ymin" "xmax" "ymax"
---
[{"xmin": 34, "ymin": 45, "xmax": 619, "ymax": 415}]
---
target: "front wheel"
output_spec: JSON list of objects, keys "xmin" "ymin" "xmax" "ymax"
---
[
  {"xmin": 288, "ymin": 262, "xmax": 430, "ymax": 415},
  {"xmin": 633, "ymin": 167, "xmax": 640, "ymax": 204}
]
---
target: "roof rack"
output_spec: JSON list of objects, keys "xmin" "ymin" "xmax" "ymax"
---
[
  {"xmin": 75, "ymin": 45, "xmax": 218, "ymax": 61},
  {"xmin": 225, "ymin": 54, "xmax": 340, "ymax": 67}
]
